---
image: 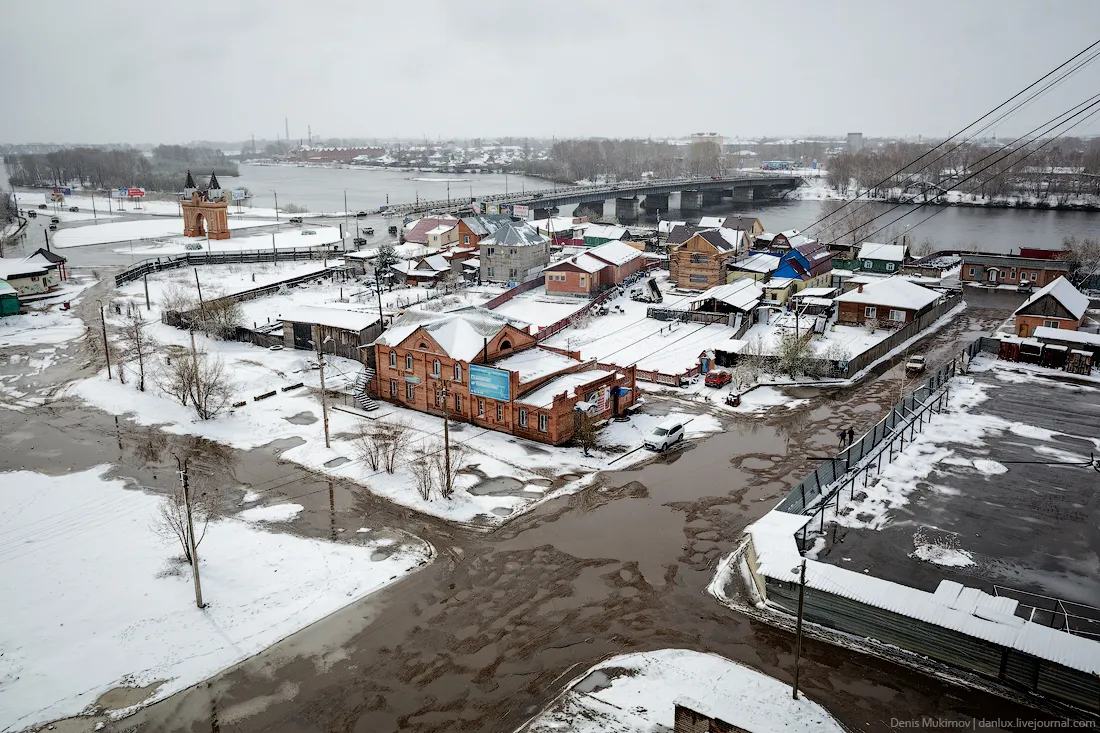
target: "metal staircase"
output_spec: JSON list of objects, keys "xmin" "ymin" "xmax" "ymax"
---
[{"xmin": 353, "ymin": 367, "xmax": 378, "ymax": 411}]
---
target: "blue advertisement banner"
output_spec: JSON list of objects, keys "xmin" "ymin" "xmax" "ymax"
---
[{"xmin": 469, "ymin": 364, "xmax": 510, "ymax": 401}]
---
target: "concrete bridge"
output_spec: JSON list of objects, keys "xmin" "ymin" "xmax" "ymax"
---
[{"xmin": 382, "ymin": 173, "xmax": 804, "ymax": 219}]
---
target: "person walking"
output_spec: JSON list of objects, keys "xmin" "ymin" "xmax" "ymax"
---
[
  {"xmin": 836, "ymin": 429, "xmax": 846, "ymax": 449},
  {"xmin": 846, "ymin": 427, "xmax": 855, "ymax": 447}
]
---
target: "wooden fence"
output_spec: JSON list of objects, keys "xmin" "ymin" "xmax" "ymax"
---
[{"xmin": 114, "ymin": 247, "xmax": 345, "ymax": 287}]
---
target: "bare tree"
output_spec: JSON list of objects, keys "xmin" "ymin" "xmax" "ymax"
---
[
  {"xmin": 409, "ymin": 445, "xmax": 436, "ymax": 501},
  {"xmin": 377, "ymin": 420, "xmax": 413, "ymax": 474},
  {"xmin": 161, "ymin": 283, "xmax": 197, "ymax": 314},
  {"xmin": 1063, "ymin": 236, "xmax": 1100, "ymax": 284},
  {"xmin": 156, "ymin": 350, "xmax": 194, "ymax": 406},
  {"xmin": 865, "ymin": 317, "xmax": 881, "ymax": 335},
  {"xmin": 775, "ymin": 332, "xmax": 815, "ymax": 379},
  {"xmin": 429, "ymin": 438, "xmax": 470, "ymax": 500},
  {"xmin": 195, "ymin": 298, "xmax": 243, "ymax": 340},
  {"xmin": 118, "ymin": 310, "xmax": 155, "ymax": 391},
  {"xmin": 573, "ymin": 413, "xmax": 601, "ymax": 456},
  {"xmin": 152, "ymin": 472, "xmax": 222, "ymax": 564},
  {"xmin": 729, "ymin": 361, "xmax": 761, "ymax": 394},
  {"xmin": 187, "ymin": 351, "xmax": 234, "ymax": 420},
  {"xmin": 353, "ymin": 420, "xmax": 385, "ymax": 471}
]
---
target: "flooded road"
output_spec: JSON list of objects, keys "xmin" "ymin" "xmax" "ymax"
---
[{"xmin": 2, "ymin": 292, "xmax": 1049, "ymax": 732}]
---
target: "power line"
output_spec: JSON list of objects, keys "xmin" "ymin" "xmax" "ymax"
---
[{"xmin": 801, "ymin": 37, "xmax": 1100, "ymax": 235}]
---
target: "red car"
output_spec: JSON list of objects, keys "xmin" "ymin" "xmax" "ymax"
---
[{"xmin": 704, "ymin": 370, "xmax": 731, "ymax": 387}]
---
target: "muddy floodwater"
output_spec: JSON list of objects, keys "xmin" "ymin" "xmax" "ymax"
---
[{"xmin": 1, "ymin": 284, "xmax": 1057, "ymax": 732}]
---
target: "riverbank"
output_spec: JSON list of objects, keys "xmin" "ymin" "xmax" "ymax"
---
[{"xmin": 793, "ymin": 178, "xmax": 1100, "ymax": 212}]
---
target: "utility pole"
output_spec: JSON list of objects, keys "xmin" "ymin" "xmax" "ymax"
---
[
  {"xmin": 194, "ymin": 268, "xmax": 206, "ymax": 321},
  {"xmin": 316, "ymin": 333, "xmax": 331, "ymax": 448},
  {"xmin": 91, "ymin": 193, "xmax": 97, "ymax": 222},
  {"xmin": 437, "ymin": 381, "xmax": 452, "ymax": 496},
  {"xmin": 272, "ymin": 232, "xmax": 278, "ymax": 266},
  {"xmin": 176, "ymin": 455, "xmax": 205, "ymax": 609},
  {"xmin": 143, "ymin": 273, "xmax": 150, "ymax": 310},
  {"xmin": 101, "ymin": 305, "xmax": 112, "ymax": 380},
  {"xmin": 792, "ymin": 558, "xmax": 807, "ymax": 700},
  {"xmin": 344, "ymin": 189, "xmax": 349, "ymax": 239},
  {"xmin": 272, "ymin": 190, "xmax": 279, "ymax": 222},
  {"xmin": 375, "ymin": 271, "xmax": 385, "ymax": 328}
]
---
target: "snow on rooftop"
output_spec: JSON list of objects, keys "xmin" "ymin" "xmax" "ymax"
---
[
  {"xmin": 717, "ymin": 228, "xmax": 746, "ymax": 251},
  {"xmin": 697, "ymin": 216, "xmax": 726, "ymax": 228},
  {"xmin": 746, "ymin": 508, "xmax": 1100, "ymax": 676},
  {"xmin": 493, "ymin": 347, "xmax": 584, "ymax": 383},
  {"xmin": 426, "ymin": 224, "xmax": 454, "ymax": 236},
  {"xmin": 793, "ymin": 286, "xmax": 837, "ymax": 298},
  {"xmin": 375, "ymin": 309, "xmax": 527, "ymax": 361},
  {"xmin": 836, "ymin": 277, "xmax": 940, "ymax": 310},
  {"xmin": 517, "ymin": 369, "xmax": 614, "ymax": 408},
  {"xmin": 480, "ymin": 221, "xmax": 549, "ymax": 247},
  {"xmin": 279, "ymin": 304, "xmax": 379, "ymax": 332},
  {"xmin": 729, "ymin": 252, "xmax": 781, "ymax": 274},
  {"xmin": 1014, "ymin": 276, "xmax": 1089, "ymax": 320},
  {"xmin": 1032, "ymin": 326, "xmax": 1100, "ymax": 345},
  {"xmin": 658, "ymin": 220, "xmax": 687, "ymax": 234},
  {"xmin": 858, "ymin": 242, "xmax": 907, "ymax": 262},
  {"xmin": 0, "ymin": 260, "xmax": 47, "ymax": 279},
  {"xmin": 690, "ymin": 280, "xmax": 764, "ymax": 312},
  {"xmin": 586, "ymin": 239, "xmax": 643, "ymax": 266},
  {"xmin": 583, "ymin": 224, "xmax": 627, "ymax": 240}
]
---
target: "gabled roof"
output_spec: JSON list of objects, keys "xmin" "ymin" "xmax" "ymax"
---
[
  {"xmin": 658, "ymin": 220, "xmax": 686, "ymax": 234},
  {"xmin": 29, "ymin": 247, "xmax": 66, "ymax": 264},
  {"xmin": 392, "ymin": 253, "xmax": 450, "ymax": 277},
  {"xmin": 586, "ymin": 239, "xmax": 643, "ymax": 267},
  {"xmin": 583, "ymin": 224, "xmax": 627, "ymax": 241},
  {"xmin": 460, "ymin": 213, "xmax": 513, "ymax": 237},
  {"xmin": 278, "ymin": 305, "xmax": 379, "ymax": 332},
  {"xmin": 728, "ymin": 252, "xmax": 781, "ymax": 275},
  {"xmin": 405, "ymin": 216, "xmax": 460, "ymax": 244},
  {"xmin": 0, "ymin": 260, "xmax": 47, "ymax": 280},
  {"xmin": 480, "ymin": 221, "xmax": 549, "ymax": 247},
  {"xmin": 1014, "ymin": 276, "xmax": 1089, "ymax": 320},
  {"xmin": 858, "ymin": 242, "xmax": 907, "ymax": 262},
  {"xmin": 697, "ymin": 216, "xmax": 726, "ymax": 228},
  {"xmin": 0, "ymin": 280, "xmax": 17, "ymax": 296},
  {"xmin": 694, "ymin": 230, "xmax": 737, "ymax": 252},
  {"xmin": 426, "ymin": 224, "xmax": 455, "ymax": 237},
  {"xmin": 375, "ymin": 309, "xmax": 529, "ymax": 361},
  {"xmin": 690, "ymin": 279, "xmax": 764, "ymax": 312},
  {"xmin": 716, "ymin": 228, "xmax": 747, "ymax": 251},
  {"xmin": 547, "ymin": 253, "xmax": 606, "ymax": 274},
  {"xmin": 1032, "ymin": 326, "xmax": 1100, "ymax": 346},
  {"xmin": 722, "ymin": 215, "xmax": 762, "ymax": 232},
  {"xmin": 835, "ymin": 277, "xmax": 940, "ymax": 310},
  {"xmin": 667, "ymin": 224, "xmax": 705, "ymax": 246},
  {"xmin": 22, "ymin": 253, "xmax": 61, "ymax": 269}
]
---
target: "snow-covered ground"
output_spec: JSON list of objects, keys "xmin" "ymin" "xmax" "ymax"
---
[
  {"xmin": 521, "ymin": 648, "xmax": 844, "ymax": 733},
  {"xmin": 0, "ymin": 465, "xmax": 431, "ymax": 730},
  {"xmin": 15, "ymin": 191, "xmax": 283, "ymax": 220},
  {"xmin": 50, "ymin": 216, "xmax": 277, "ymax": 248},
  {"xmin": 116, "ymin": 260, "xmax": 338, "ymax": 305},
  {"xmin": 123, "ymin": 224, "xmax": 341, "ymax": 256},
  {"xmin": 0, "ymin": 305, "xmax": 86, "ymax": 349}
]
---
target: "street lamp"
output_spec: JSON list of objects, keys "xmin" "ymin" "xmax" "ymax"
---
[
  {"xmin": 270, "ymin": 189, "xmax": 279, "ymax": 223},
  {"xmin": 791, "ymin": 559, "xmax": 807, "ymax": 700}
]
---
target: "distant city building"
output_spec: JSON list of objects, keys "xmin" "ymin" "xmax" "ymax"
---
[{"xmin": 847, "ymin": 132, "xmax": 864, "ymax": 153}]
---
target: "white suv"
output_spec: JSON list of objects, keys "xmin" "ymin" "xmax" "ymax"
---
[{"xmin": 645, "ymin": 419, "xmax": 685, "ymax": 451}]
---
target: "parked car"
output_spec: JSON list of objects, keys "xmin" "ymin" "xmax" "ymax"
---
[
  {"xmin": 27, "ymin": 210, "xmax": 37, "ymax": 218},
  {"xmin": 301, "ymin": 229, "xmax": 317, "ymax": 235},
  {"xmin": 704, "ymin": 370, "xmax": 731, "ymax": 387},
  {"xmin": 50, "ymin": 217, "xmax": 60, "ymax": 224},
  {"xmin": 356, "ymin": 211, "xmax": 367, "ymax": 217},
  {"xmin": 1017, "ymin": 280, "xmax": 1033, "ymax": 293},
  {"xmin": 364, "ymin": 227, "xmax": 374, "ymax": 236},
  {"xmin": 37, "ymin": 204, "xmax": 47, "ymax": 210},
  {"xmin": 49, "ymin": 224, "xmax": 58, "ymax": 231},
  {"xmin": 645, "ymin": 419, "xmax": 685, "ymax": 451},
  {"xmin": 353, "ymin": 237, "xmax": 367, "ymax": 247},
  {"xmin": 289, "ymin": 216, "xmax": 303, "ymax": 224},
  {"xmin": 68, "ymin": 206, "xmax": 79, "ymax": 212},
  {"xmin": 388, "ymin": 225, "xmax": 399, "ymax": 236},
  {"xmin": 905, "ymin": 354, "xmax": 926, "ymax": 373}
]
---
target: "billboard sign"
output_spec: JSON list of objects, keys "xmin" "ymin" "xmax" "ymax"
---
[
  {"xmin": 512, "ymin": 204, "xmax": 530, "ymax": 219},
  {"xmin": 113, "ymin": 188, "xmax": 128, "ymax": 198},
  {"xmin": 231, "ymin": 189, "xmax": 247, "ymax": 201},
  {"xmin": 469, "ymin": 364, "xmax": 510, "ymax": 401},
  {"xmin": 471, "ymin": 201, "xmax": 483, "ymax": 215},
  {"xmin": 486, "ymin": 203, "xmax": 499, "ymax": 215},
  {"xmin": 127, "ymin": 187, "xmax": 146, "ymax": 197},
  {"xmin": 53, "ymin": 187, "xmax": 72, "ymax": 196}
]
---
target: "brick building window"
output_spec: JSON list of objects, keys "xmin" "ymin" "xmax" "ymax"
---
[
  {"xmin": 434, "ymin": 391, "xmax": 442, "ymax": 408},
  {"xmin": 579, "ymin": 275, "xmax": 587, "ymax": 287},
  {"xmin": 1010, "ymin": 267, "xmax": 1017, "ymax": 280},
  {"xmin": 519, "ymin": 409, "xmax": 528, "ymax": 427},
  {"xmin": 538, "ymin": 413, "xmax": 548, "ymax": 432},
  {"xmin": 865, "ymin": 306, "xmax": 877, "ymax": 318},
  {"xmin": 406, "ymin": 383, "xmax": 415, "ymax": 401},
  {"xmin": 889, "ymin": 309, "xmax": 906, "ymax": 322},
  {"xmin": 390, "ymin": 380, "xmax": 397, "ymax": 396},
  {"xmin": 477, "ymin": 398, "xmax": 484, "ymax": 417},
  {"xmin": 405, "ymin": 354, "xmax": 413, "ymax": 371},
  {"xmin": 463, "ymin": 235, "xmax": 470, "ymax": 245},
  {"xmin": 454, "ymin": 363, "xmax": 462, "ymax": 382},
  {"xmin": 1043, "ymin": 320, "xmax": 1060, "ymax": 328},
  {"xmin": 1030, "ymin": 272, "xmax": 1037, "ymax": 281},
  {"xmin": 496, "ymin": 404, "xmax": 503, "ymax": 421},
  {"xmin": 389, "ymin": 350, "xmax": 397, "ymax": 368},
  {"xmin": 509, "ymin": 248, "xmax": 517, "ymax": 257},
  {"xmin": 432, "ymin": 359, "xmax": 440, "ymax": 376},
  {"xmin": 968, "ymin": 266, "xmax": 975, "ymax": 277}
]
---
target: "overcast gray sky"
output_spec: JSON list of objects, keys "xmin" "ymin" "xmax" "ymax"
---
[{"xmin": 3, "ymin": 0, "xmax": 1099, "ymax": 145}]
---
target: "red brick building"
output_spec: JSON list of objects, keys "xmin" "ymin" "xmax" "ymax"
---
[
  {"xmin": 370, "ymin": 310, "xmax": 637, "ymax": 445},
  {"xmin": 1013, "ymin": 276, "xmax": 1089, "ymax": 336},
  {"xmin": 454, "ymin": 214, "xmax": 515, "ymax": 248},
  {"xmin": 835, "ymin": 277, "xmax": 941, "ymax": 326},
  {"xmin": 544, "ymin": 240, "xmax": 648, "ymax": 296},
  {"xmin": 960, "ymin": 254, "xmax": 1070, "ymax": 287}
]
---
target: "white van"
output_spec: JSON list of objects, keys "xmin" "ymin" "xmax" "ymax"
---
[{"xmin": 645, "ymin": 418, "xmax": 685, "ymax": 451}]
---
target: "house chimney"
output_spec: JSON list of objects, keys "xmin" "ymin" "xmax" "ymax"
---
[{"xmin": 857, "ymin": 284, "xmax": 863, "ymax": 293}]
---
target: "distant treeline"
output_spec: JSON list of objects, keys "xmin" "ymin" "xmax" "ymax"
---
[
  {"xmin": 5, "ymin": 146, "xmax": 239, "ymax": 193},
  {"xmin": 826, "ymin": 137, "xmax": 1100, "ymax": 201}
]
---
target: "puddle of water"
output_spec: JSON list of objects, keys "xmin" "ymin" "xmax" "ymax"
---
[
  {"xmin": 573, "ymin": 669, "xmax": 611, "ymax": 694},
  {"xmin": 527, "ymin": 477, "xmax": 554, "ymax": 488},
  {"xmin": 468, "ymin": 476, "xmax": 541, "ymax": 498},
  {"xmin": 283, "ymin": 411, "xmax": 317, "ymax": 425},
  {"xmin": 97, "ymin": 679, "xmax": 168, "ymax": 711},
  {"xmin": 740, "ymin": 457, "xmax": 775, "ymax": 470},
  {"xmin": 492, "ymin": 507, "xmax": 513, "ymax": 516},
  {"xmin": 263, "ymin": 436, "xmax": 306, "ymax": 454},
  {"xmin": 324, "ymin": 456, "xmax": 350, "ymax": 468}
]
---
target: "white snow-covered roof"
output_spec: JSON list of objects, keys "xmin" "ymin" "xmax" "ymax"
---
[
  {"xmin": 690, "ymin": 280, "xmax": 764, "ymax": 312},
  {"xmin": 697, "ymin": 216, "xmax": 726, "ymax": 228},
  {"xmin": 392, "ymin": 253, "xmax": 450, "ymax": 277},
  {"xmin": 583, "ymin": 224, "xmax": 627, "ymax": 240},
  {"xmin": 570, "ymin": 253, "xmax": 608, "ymax": 273},
  {"xmin": 792, "ymin": 286, "xmax": 837, "ymax": 298},
  {"xmin": 426, "ymin": 224, "xmax": 455, "ymax": 236},
  {"xmin": 764, "ymin": 277, "xmax": 795, "ymax": 289},
  {"xmin": 21, "ymin": 253, "xmax": 60, "ymax": 269},
  {"xmin": 1014, "ymin": 276, "xmax": 1089, "ymax": 320},
  {"xmin": 375, "ymin": 309, "xmax": 528, "ymax": 361},
  {"xmin": 493, "ymin": 347, "xmax": 584, "ymax": 383},
  {"xmin": 799, "ymin": 297, "xmax": 835, "ymax": 307},
  {"xmin": 728, "ymin": 253, "xmax": 781, "ymax": 275},
  {"xmin": 279, "ymin": 305, "xmax": 379, "ymax": 332},
  {"xmin": 658, "ymin": 220, "xmax": 686, "ymax": 234},
  {"xmin": 517, "ymin": 369, "xmax": 614, "ymax": 408},
  {"xmin": 0, "ymin": 280, "xmax": 16, "ymax": 296},
  {"xmin": 0, "ymin": 260, "xmax": 47, "ymax": 279},
  {"xmin": 717, "ymin": 228, "xmax": 747, "ymax": 251},
  {"xmin": 746, "ymin": 509, "xmax": 1100, "ymax": 676},
  {"xmin": 1032, "ymin": 326, "xmax": 1100, "ymax": 345},
  {"xmin": 858, "ymin": 242, "xmax": 907, "ymax": 262},
  {"xmin": 836, "ymin": 277, "xmax": 940, "ymax": 311},
  {"xmin": 587, "ymin": 239, "xmax": 643, "ymax": 267}
]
